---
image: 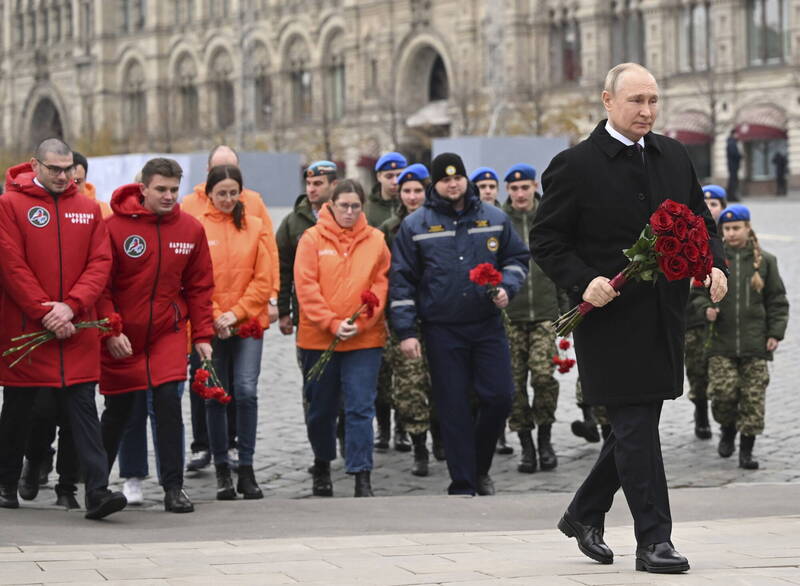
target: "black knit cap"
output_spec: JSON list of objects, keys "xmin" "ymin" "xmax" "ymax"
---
[{"xmin": 430, "ymin": 152, "xmax": 467, "ymax": 185}]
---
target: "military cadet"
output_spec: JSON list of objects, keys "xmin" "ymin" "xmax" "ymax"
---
[
  {"xmin": 367, "ymin": 151, "xmax": 411, "ymax": 452},
  {"xmin": 391, "ymin": 152, "xmax": 529, "ymax": 496},
  {"xmin": 692, "ymin": 205, "xmax": 788, "ymax": 468},
  {"xmin": 379, "ymin": 164, "xmax": 441, "ymax": 476},
  {"xmin": 684, "ymin": 184, "xmax": 728, "ymax": 439},
  {"xmin": 470, "ymin": 167, "xmax": 500, "ymax": 206},
  {"xmin": 501, "ymin": 164, "xmax": 565, "ymax": 473}
]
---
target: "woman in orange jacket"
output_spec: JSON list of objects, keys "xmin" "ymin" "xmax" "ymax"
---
[
  {"xmin": 294, "ymin": 179, "xmax": 390, "ymax": 498},
  {"xmin": 197, "ymin": 165, "xmax": 273, "ymax": 500}
]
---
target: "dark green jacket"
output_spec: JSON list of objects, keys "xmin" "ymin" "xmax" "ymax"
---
[
  {"xmin": 378, "ymin": 204, "xmax": 409, "ymax": 250},
  {"xmin": 502, "ymin": 200, "xmax": 567, "ymax": 323},
  {"xmin": 365, "ymin": 183, "xmax": 396, "ymax": 228},
  {"xmin": 689, "ymin": 243, "xmax": 789, "ymax": 360},
  {"xmin": 685, "ymin": 280, "xmax": 708, "ymax": 330},
  {"xmin": 275, "ymin": 194, "xmax": 316, "ymax": 322}
]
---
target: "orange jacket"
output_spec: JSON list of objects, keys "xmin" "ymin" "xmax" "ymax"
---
[
  {"xmin": 197, "ymin": 202, "xmax": 274, "ymax": 329},
  {"xmin": 84, "ymin": 182, "xmax": 113, "ymax": 219},
  {"xmin": 294, "ymin": 203, "xmax": 390, "ymax": 351},
  {"xmin": 183, "ymin": 183, "xmax": 279, "ymax": 298}
]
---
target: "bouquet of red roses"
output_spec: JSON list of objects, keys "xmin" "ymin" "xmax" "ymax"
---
[
  {"xmin": 2, "ymin": 313, "xmax": 124, "ymax": 368},
  {"xmin": 469, "ymin": 263, "xmax": 512, "ymax": 329},
  {"xmin": 553, "ymin": 199, "xmax": 714, "ymax": 336},
  {"xmin": 190, "ymin": 359, "xmax": 232, "ymax": 404},
  {"xmin": 306, "ymin": 290, "xmax": 381, "ymax": 382}
]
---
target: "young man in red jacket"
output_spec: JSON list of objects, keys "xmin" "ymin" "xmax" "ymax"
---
[
  {"xmin": 0, "ymin": 138, "xmax": 127, "ymax": 519},
  {"xmin": 97, "ymin": 157, "xmax": 214, "ymax": 514}
]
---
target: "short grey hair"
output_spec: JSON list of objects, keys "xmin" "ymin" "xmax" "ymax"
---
[
  {"xmin": 603, "ymin": 62, "xmax": 653, "ymax": 95},
  {"xmin": 34, "ymin": 138, "xmax": 71, "ymax": 160}
]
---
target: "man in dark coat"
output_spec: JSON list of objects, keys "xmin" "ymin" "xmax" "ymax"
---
[
  {"xmin": 726, "ymin": 130, "xmax": 742, "ymax": 201},
  {"xmin": 531, "ymin": 63, "xmax": 728, "ymax": 574}
]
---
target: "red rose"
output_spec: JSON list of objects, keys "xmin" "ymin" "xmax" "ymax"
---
[
  {"xmin": 660, "ymin": 200, "xmax": 687, "ymax": 217},
  {"xmin": 558, "ymin": 338, "xmax": 571, "ymax": 351},
  {"xmin": 659, "ymin": 255, "xmax": 690, "ymax": 281},
  {"xmin": 679, "ymin": 205, "xmax": 694, "ymax": 220},
  {"xmin": 469, "ymin": 263, "xmax": 503, "ymax": 287},
  {"xmin": 691, "ymin": 215, "xmax": 706, "ymax": 231},
  {"xmin": 649, "ymin": 209, "xmax": 674, "ymax": 234},
  {"xmin": 654, "ymin": 235, "xmax": 682, "ymax": 257},
  {"xmin": 687, "ymin": 228, "xmax": 705, "ymax": 246},
  {"xmin": 682, "ymin": 242, "xmax": 700, "ymax": 263},
  {"xmin": 699, "ymin": 239, "xmax": 710, "ymax": 256},
  {"xmin": 672, "ymin": 218, "xmax": 689, "ymax": 241}
]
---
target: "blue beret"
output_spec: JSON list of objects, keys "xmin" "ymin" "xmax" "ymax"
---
[
  {"xmin": 718, "ymin": 204, "xmax": 750, "ymax": 224},
  {"xmin": 375, "ymin": 152, "xmax": 407, "ymax": 172},
  {"xmin": 504, "ymin": 163, "xmax": 537, "ymax": 183},
  {"xmin": 470, "ymin": 167, "xmax": 499, "ymax": 183},
  {"xmin": 702, "ymin": 184, "xmax": 727, "ymax": 200},
  {"xmin": 306, "ymin": 160, "xmax": 337, "ymax": 177},
  {"xmin": 398, "ymin": 163, "xmax": 429, "ymax": 185}
]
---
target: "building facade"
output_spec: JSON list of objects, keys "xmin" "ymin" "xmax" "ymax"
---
[{"xmin": 2, "ymin": 0, "xmax": 798, "ymax": 191}]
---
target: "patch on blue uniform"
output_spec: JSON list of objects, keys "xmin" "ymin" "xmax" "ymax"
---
[
  {"xmin": 427, "ymin": 225, "xmax": 445, "ymax": 233},
  {"xmin": 474, "ymin": 219, "xmax": 489, "ymax": 228}
]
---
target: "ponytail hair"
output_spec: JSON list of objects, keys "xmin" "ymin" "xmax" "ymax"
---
[
  {"xmin": 747, "ymin": 223, "xmax": 765, "ymax": 293},
  {"xmin": 206, "ymin": 164, "xmax": 246, "ymax": 231},
  {"xmin": 231, "ymin": 200, "xmax": 245, "ymax": 231}
]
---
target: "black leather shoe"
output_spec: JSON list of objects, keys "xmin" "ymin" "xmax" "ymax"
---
[
  {"xmin": 56, "ymin": 493, "xmax": 80, "ymax": 510},
  {"xmin": 164, "ymin": 487, "xmax": 194, "ymax": 513},
  {"xmin": 635, "ymin": 541, "xmax": 690, "ymax": 573},
  {"xmin": 476, "ymin": 474, "xmax": 495, "ymax": 496},
  {"xmin": 85, "ymin": 490, "xmax": 127, "ymax": 520},
  {"xmin": 18, "ymin": 459, "xmax": 40, "ymax": 501},
  {"xmin": 215, "ymin": 463, "xmax": 237, "ymax": 500},
  {"xmin": 393, "ymin": 425, "xmax": 412, "ymax": 452},
  {"xmin": 0, "ymin": 484, "xmax": 19, "ymax": 509},
  {"xmin": 353, "ymin": 471, "xmax": 374, "ymax": 497},
  {"xmin": 557, "ymin": 511, "xmax": 613, "ymax": 564},
  {"xmin": 236, "ymin": 465, "xmax": 264, "ymax": 499},
  {"xmin": 571, "ymin": 406, "xmax": 601, "ymax": 443},
  {"xmin": 312, "ymin": 460, "xmax": 333, "ymax": 497},
  {"xmin": 495, "ymin": 431, "xmax": 514, "ymax": 455}
]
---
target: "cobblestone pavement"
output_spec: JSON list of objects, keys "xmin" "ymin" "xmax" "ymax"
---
[{"xmin": 9, "ymin": 198, "xmax": 800, "ymax": 510}]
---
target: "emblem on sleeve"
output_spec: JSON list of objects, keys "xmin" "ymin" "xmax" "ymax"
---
[
  {"xmin": 27, "ymin": 206, "xmax": 50, "ymax": 228},
  {"xmin": 486, "ymin": 237, "xmax": 499, "ymax": 252},
  {"xmin": 123, "ymin": 235, "xmax": 147, "ymax": 258}
]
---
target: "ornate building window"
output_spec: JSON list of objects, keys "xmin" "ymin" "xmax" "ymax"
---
[
  {"xmin": 747, "ymin": 0, "xmax": 788, "ymax": 66},
  {"xmin": 123, "ymin": 61, "xmax": 147, "ymax": 140},
  {"xmin": 287, "ymin": 38, "xmax": 312, "ymax": 122},
  {"xmin": 121, "ymin": 0, "xmax": 145, "ymax": 32},
  {"xmin": 210, "ymin": 50, "xmax": 235, "ymax": 130},
  {"xmin": 679, "ymin": 2, "xmax": 711, "ymax": 72},
  {"xmin": 429, "ymin": 56, "xmax": 449, "ymax": 101},
  {"xmin": 325, "ymin": 32, "xmax": 346, "ymax": 121},
  {"xmin": 549, "ymin": 13, "xmax": 582, "ymax": 83},
  {"xmin": 610, "ymin": 0, "xmax": 645, "ymax": 65},
  {"xmin": 175, "ymin": 54, "xmax": 199, "ymax": 135},
  {"xmin": 250, "ymin": 43, "xmax": 272, "ymax": 130}
]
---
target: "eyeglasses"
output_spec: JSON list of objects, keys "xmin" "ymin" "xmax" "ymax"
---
[
  {"xmin": 37, "ymin": 160, "xmax": 76, "ymax": 177},
  {"xmin": 334, "ymin": 202, "xmax": 362, "ymax": 212}
]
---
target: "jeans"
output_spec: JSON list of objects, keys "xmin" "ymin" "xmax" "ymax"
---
[
  {"xmin": 301, "ymin": 347, "xmax": 381, "ymax": 474},
  {"xmin": 207, "ymin": 336, "xmax": 264, "ymax": 467}
]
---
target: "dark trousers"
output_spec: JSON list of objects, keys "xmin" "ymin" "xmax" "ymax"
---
[
  {"xmin": 568, "ymin": 401, "xmax": 672, "ymax": 547},
  {"xmin": 24, "ymin": 388, "xmax": 80, "ymax": 495},
  {"xmin": 101, "ymin": 381, "xmax": 184, "ymax": 491},
  {"xmin": 727, "ymin": 169, "xmax": 740, "ymax": 201},
  {"xmin": 189, "ymin": 352, "xmax": 237, "ymax": 453},
  {"xmin": 422, "ymin": 317, "xmax": 513, "ymax": 495},
  {"xmin": 0, "ymin": 384, "xmax": 109, "ymax": 498}
]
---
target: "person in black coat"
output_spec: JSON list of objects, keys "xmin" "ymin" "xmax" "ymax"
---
[
  {"xmin": 531, "ymin": 63, "xmax": 728, "ymax": 574},
  {"xmin": 726, "ymin": 130, "xmax": 742, "ymax": 201}
]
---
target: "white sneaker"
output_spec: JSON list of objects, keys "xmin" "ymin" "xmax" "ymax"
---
[{"xmin": 122, "ymin": 477, "xmax": 144, "ymax": 505}]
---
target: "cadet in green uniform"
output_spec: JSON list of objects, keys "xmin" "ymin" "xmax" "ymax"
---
[
  {"xmin": 502, "ymin": 164, "xmax": 566, "ymax": 472},
  {"xmin": 691, "ymin": 205, "xmax": 788, "ymax": 469},
  {"xmin": 367, "ymin": 152, "xmax": 411, "ymax": 452}
]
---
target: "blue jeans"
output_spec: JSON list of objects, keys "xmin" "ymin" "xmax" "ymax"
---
[
  {"xmin": 206, "ymin": 336, "xmax": 263, "ymax": 466},
  {"xmin": 118, "ymin": 384, "xmax": 186, "ymax": 482},
  {"xmin": 301, "ymin": 347, "xmax": 381, "ymax": 474}
]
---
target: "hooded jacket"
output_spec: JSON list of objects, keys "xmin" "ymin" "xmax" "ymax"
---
[
  {"xmin": 294, "ymin": 203, "xmax": 390, "ymax": 351},
  {"xmin": 0, "ymin": 163, "xmax": 111, "ymax": 388},
  {"xmin": 275, "ymin": 193, "xmax": 317, "ymax": 322},
  {"xmin": 197, "ymin": 201, "xmax": 273, "ymax": 328},
  {"xmin": 97, "ymin": 184, "xmax": 214, "ymax": 394},
  {"xmin": 182, "ymin": 183, "xmax": 279, "ymax": 299}
]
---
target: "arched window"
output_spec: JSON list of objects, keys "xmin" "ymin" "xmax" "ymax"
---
[
  {"xmin": 286, "ymin": 38, "xmax": 312, "ymax": 122},
  {"xmin": 123, "ymin": 61, "xmax": 147, "ymax": 140},
  {"xmin": 325, "ymin": 31, "xmax": 346, "ymax": 121},
  {"xmin": 210, "ymin": 50, "xmax": 235, "ymax": 130},
  {"xmin": 175, "ymin": 54, "xmax": 199, "ymax": 134},
  {"xmin": 429, "ymin": 56, "xmax": 448, "ymax": 101}
]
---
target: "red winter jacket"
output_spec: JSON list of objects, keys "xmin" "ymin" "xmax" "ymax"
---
[
  {"xmin": 97, "ymin": 184, "xmax": 214, "ymax": 394},
  {"xmin": 0, "ymin": 163, "xmax": 112, "ymax": 388}
]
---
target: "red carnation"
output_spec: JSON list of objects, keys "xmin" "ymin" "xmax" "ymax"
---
[
  {"xmin": 237, "ymin": 318, "xmax": 264, "ymax": 340},
  {"xmin": 469, "ymin": 263, "xmax": 503, "ymax": 287},
  {"xmin": 108, "ymin": 313, "xmax": 123, "ymax": 336},
  {"xmin": 360, "ymin": 290, "xmax": 381, "ymax": 319},
  {"xmin": 558, "ymin": 338, "xmax": 571, "ymax": 351},
  {"xmin": 659, "ymin": 255, "xmax": 690, "ymax": 281},
  {"xmin": 194, "ymin": 369, "xmax": 210, "ymax": 384},
  {"xmin": 672, "ymin": 218, "xmax": 689, "ymax": 241},
  {"xmin": 649, "ymin": 209, "xmax": 674, "ymax": 234},
  {"xmin": 654, "ymin": 236, "xmax": 681, "ymax": 258},
  {"xmin": 552, "ymin": 355, "xmax": 561, "ymax": 365}
]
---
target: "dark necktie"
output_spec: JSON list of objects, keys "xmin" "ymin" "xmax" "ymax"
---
[{"xmin": 635, "ymin": 143, "xmax": 645, "ymax": 165}]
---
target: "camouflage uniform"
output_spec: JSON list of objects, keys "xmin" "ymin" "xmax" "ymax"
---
[
  {"xmin": 507, "ymin": 321, "xmax": 559, "ymax": 431},
  {"xmin": 707, "ymin": 356, "xmax": 769, "ymax": 436},
  {"xmin": 575, "ymin": 378, "xmax": 608, "ymax": 426},
  {"xmin": 684, "ymin": 327, "xmax": 709, "ymax": 402},
  {"xmin": 386, "ymin": 333, "xmax": 433, "ymax": 435}
]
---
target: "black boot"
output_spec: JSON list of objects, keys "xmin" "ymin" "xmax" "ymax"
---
[
  {"xmin": 739, "ymin": 434, "xmax": 759, "ymax": 469},
  {"xmin": 237, "ymin": 465, "xmax": 264, "ymax": 499},
  {"xmin": 354, "ymin": 470, "xmax": 374, "ymax": 497},
  {"xmin": 312, "ymin": 459, "xmax": 333, "ymax": 497},
  {"xmin": 18, "ymin": 459, "xmax": 40, "ymax": 501},
  {"xmin": 374, "ymin": 402, "xmax": 390, "ymax": 451},
  {"xmin": 496, "ymin": 429, "xmax": 514, "ymax": 455},
  {"xmin": 517, "ymin": 430, "xmax": 537, "ymax": 473},
  {"xmin": 163, "ymin": 487, "xmax": 194, "ymax": 513},
  {"xmin": 411, "ymin": 433, "xmax": 429, "ymax": 477},
  {"xmin": 215, "ymin": 463, "xmax": 236, "ymax": 500},
  {"xmin": 571, "ymin": 406, "xmax": 600, "ymax": 443},
  {"xmin": 393, "ymin": 420, "xmax": 412, "ymax": 452},
  {"xmin": 85, "ymin": 488, "xmax": 127, "ymax": 519},
  {"xmin": 431, "ymin": 422, "xmax": 445, "ymax": 461},
  {"xmin": 0, "ymin": 484, "xmax": 19, "ymax": 509},
  {"xmin": 477, "ymin": 474, "xmax": 495, "ymax": 496},
  {"xmin": 55, "ymin": 482, "xmax": 80, "ymax": 510},
  {"xmin": 538, "ymin": 424, "xmax": 558, "ymax": 470},
  {"xmin": 718, "ymin": 425, "xmax": 736, "ymax": 458},
  {"xmin": 692, "ymin": 398, "xmax": 712, "ymax": 440}
]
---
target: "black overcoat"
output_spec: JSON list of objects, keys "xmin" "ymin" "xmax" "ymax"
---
[{"xmin": 531, "ymin": 120, "xmax": 726, "ymax": 406}]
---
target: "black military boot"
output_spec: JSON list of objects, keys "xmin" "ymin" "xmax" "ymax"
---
[
  {"xmin": 538, "ymin": 424, "xmax": 558, "ymax": 471},
  {"xmin": 571, "ymin": 406, "xmax": 600, "ymax": 443},
  {"xmin": 0, "ymin": 484, "xmax": 19, "ymax": 509},
  {"xmin": 393, "ymin": 420, "xmax": 412, "ymax": 452},
  {"xmin": 431, "ymin": 422, "xmax": 446, "ymax": 461},
  {"xmin": 692, "ymin": 398, "xmax": 712, "ymax": 440},
  {"xmin": 312, "ymin": 459, "xmax": 333, "ymax": 497},
  {"xmin": 163, "ymin": 487, "xmax": 194, "ymax": 513},
  {"xmin": 517, "ymin": 430, "xmax": 537, "ymax": 473},
  {"xmin": 411, "ymin": 433, "xmax": 429, "ymax": 477},
  {"xmin": 354, "ymin": 471, "xmax": 374, "ymax": 497},
  {"xmin": 18, "ymin": 459, "xmax": 40, "ymax": 501},
  {"xmin": 374, "ymin": 402, "xmax": 391, "ymax": 451},
  {"xmin": 495, "ymin": 429, "xmax": 514, "ymax": 455},
  {"xmin": 215, "ymin": 463, "xmax": 236, "ymax": 500},
  {"xmin": 236, "ymin": 465, "xmax": 263, "ymax": 499},
  {"xmin": 718, "ymin": 425, "xmax": 736, "ymax": 458},
  {"xmin": 739, "ymin": 435, "xmax": 759, "ymax": 469}
]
